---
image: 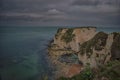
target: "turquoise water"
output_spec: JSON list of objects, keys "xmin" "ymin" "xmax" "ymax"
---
[
  {"xmin": 0, "ymin": 26, "xmax": 58, "ymax": 80},
  {"xmin": 0, "ymin": 26, "xmax": 119, "ymax": 80}
]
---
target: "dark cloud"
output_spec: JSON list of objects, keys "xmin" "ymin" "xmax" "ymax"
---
[
  {"xmin": 0, "ymin": 0, "xmax": 120, "ymax": 26},
  {"xmin": 71, "ymin": 0, "xmax": 99, "ymax": 6},
  {"xmin": 71, "ymin": 0, "xmax": 120, "ymax": 6},
  {"xmin": 0, "ymin": 0, "xmax": 71, "ymax": 12}
]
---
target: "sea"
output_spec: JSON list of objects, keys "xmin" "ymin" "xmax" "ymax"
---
[{"xmin": 0, "ymin": 26, "xmax": 120, "ymax": 80}]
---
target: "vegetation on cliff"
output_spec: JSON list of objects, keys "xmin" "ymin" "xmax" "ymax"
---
[
  {"xmin": 61, "ymin": 28, "xmax": 75, "ymax": 43},
  {"xmin": 57, "ymin": 60, "xmax": 120, "ymax": 80},
  {"xmin": 111, "ymin": 32, "xmax": 120, "ymax": 60},
  {"xmin": 48, "ymin": 27, "xmax": 120, "ymax": 80},
  {"xmin": 80, "ymin": 32, "xmax": 108, "ymax": 57},
  {"xmin": 70, "ymin": 26, "xmax": 96, "ymax": 29},
  {"xmin": 57, "ymin": 28, "xmax": 64, "ymax": 33},
  {"xmin": 56, "ymin": 31, "xmax": 120, "ymax": 80}
]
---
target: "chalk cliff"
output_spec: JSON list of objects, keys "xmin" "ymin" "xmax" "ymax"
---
[
  {"xmin": 53, "ymin": 27, "xmax": 96, "ymax": 52},
  {"xmin": 48, "ymin": 27, "xmax": 120, "ymax": 78}
]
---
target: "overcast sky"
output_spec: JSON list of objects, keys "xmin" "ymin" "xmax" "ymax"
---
[{"xmin": 0, "ymin": 0, "xmax": 120, "ymax": 27}]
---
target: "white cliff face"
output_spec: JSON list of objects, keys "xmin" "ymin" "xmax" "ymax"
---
[
  {"xmin": 78, "ymin": 33, "xmax": 114, "ymax": 68},
  {"xmin": 48, "ymin": 27, "xmax": 97, "ymax": 78},
  {"xmin": 48, "ymin": 27, "xmax": 120, "ymax": 78},
  {"xmin": 52, "ymin": 27, "xmax": 97, "ymax": 52},
  {"xmin": 53, "ymin": 28, "xmax": 68, "ymax": 49},
  {"xmin": 101, "ymin": 34, "xmax": 114, "ymax": 63}
]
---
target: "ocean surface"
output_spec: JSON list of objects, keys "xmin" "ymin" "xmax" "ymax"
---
[
  {"xmin": 0, "ymin": 26, "xmax": 58, "ymax": 80},
  {"xmin": 0, "ymin": 26, "xmax": 120, "ymax": 80}
]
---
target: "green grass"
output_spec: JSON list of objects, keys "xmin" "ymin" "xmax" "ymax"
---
[
  {"xmin": 61, "ymin": 28, "xmax": 75, "ymax": 43},
  {"xmin": 57, "ymin": 60, "xmax": 120, "ymax": 80},
  {"xmin": 80, "ymin": 32, "xmax": 108, "ymax": 57},
  {"xmin": 57, "ymin": 64, "xmax": 94, "ymax": 80}
]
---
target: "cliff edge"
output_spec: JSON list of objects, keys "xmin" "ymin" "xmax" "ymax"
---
[{"xmin": 48, "ymin": 27, "xmax": 120, "ymax": 79}]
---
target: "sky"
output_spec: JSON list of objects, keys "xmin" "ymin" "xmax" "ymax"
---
[{"xmin": 0, "ymin": 0, "xmax": 120, "ymax": 27}]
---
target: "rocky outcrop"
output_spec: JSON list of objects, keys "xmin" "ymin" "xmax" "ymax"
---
[
  {"xmin": 78, "ymin": 32, "xmax": 120, "ymax": 68},
  {"xmin": 48, "ymin": 27, "xmax": 120, "ymax": 78},
  {"xmin": 65, "ymin": 64, "xmax": 83, "ymax": 78},
  {"xmin": 52, "ymin": 27, "xmax": 96, "ymax": 52},
  {"xmin": 111, "ymin": 32, "xmax": 120, "ymax": 60},
  {"xmin": 78, "ymin": 32, "xmax": 112, "ymax": 68}
]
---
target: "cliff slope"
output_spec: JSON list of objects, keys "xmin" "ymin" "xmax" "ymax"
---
[{"xmin": 48, "ymin": 27, "xmax": 120, "ymax": 79}]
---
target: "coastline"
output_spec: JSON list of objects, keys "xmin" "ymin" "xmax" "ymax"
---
[{"xmin": 47, "ymin": 27, "xmax": 120, "ymax": 80}]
